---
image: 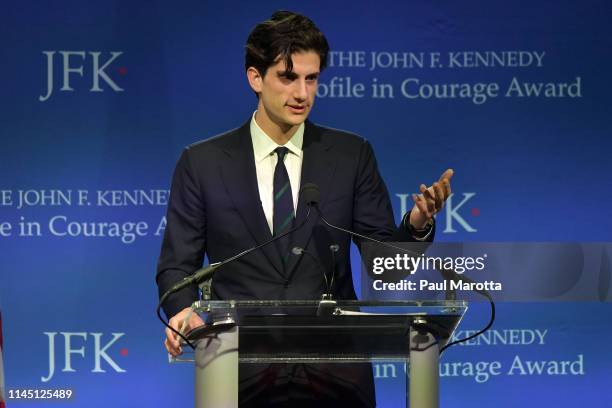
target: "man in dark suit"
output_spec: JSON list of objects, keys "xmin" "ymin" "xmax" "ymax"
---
[{"xmin": 157, "ymin": 10, "xmax": 453, "ymax": 407}]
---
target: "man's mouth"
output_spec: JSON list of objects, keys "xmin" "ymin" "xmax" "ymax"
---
[{"xmin": 287, "ymin": 104, "xmax": 307, "ymax": 113}]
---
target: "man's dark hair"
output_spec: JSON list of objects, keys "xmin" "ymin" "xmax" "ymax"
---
[{"xmin": 245, "ymin": 11, "xmax": 329, "ymax": 77}]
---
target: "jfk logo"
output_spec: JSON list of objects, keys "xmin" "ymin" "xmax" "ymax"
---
[
  {"xmin": 41, "ymin": 332, "xmax": 126, "ymax": 382},
  {"xmin": 39, "ymin": 51, "xmax": 124, "ymax": 102},
  {"xmin": 396, "ymin": 192, "xmax": 478, "ymax": 233}
]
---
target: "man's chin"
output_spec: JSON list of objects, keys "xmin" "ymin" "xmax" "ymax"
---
[
  {"xmin": 286, "ymin": 109, "xmax": 310, "ymax": 124},
  {"xmin": 281, "ymin": 115, "xmax": 308, "ymax": 127}
]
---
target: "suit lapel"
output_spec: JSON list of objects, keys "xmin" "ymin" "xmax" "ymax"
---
[
  {"xmin": 285, "ymin": 121, "xmax": 337, "ymax": 280},
  {"xmin": 219, "ymin": 121, "xmax": 285, "ymax": 276}
]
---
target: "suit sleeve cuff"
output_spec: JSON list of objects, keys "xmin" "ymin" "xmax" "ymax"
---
[{"xmin": 402, "ymin": 211, "xmax": 434, "ymax": 241}]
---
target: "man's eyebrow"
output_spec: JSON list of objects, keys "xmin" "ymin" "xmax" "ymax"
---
[
  {"xmin": 277, "ymin": 70, "xmax": 297, "ymax": 79},
  {"xmin": 277, "ymin": 70, "xmax": 320, "ymax": 79}
]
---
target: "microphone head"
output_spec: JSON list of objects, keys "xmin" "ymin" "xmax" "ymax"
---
[
  {"xmin": 301, "ymin": 183, "xmax": 320, "ymax": 206},
  {"xmin": 329, "ymin": 244, "xmax": 340, "ymax": 253},
  {"xmin": 292, "ymin": 247, "xmax": 304, "ymax": 255}
]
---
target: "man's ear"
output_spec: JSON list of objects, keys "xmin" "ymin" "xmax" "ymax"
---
[{"xmin": 247, "ymin": 67, "xmax": 263, "ymax": 94}]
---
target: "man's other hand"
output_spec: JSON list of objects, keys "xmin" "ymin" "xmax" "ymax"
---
[
  {"xmin": 164, "ymin": 307, "xmax": 205, "ymax": 357},
  {"xmin": 410, "ymin": 168, "xmax": 454, "ymax": 228}
]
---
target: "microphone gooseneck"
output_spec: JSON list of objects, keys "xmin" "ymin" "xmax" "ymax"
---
[{"xmin": 303, "ymin": 183, "xmax": 495, "ymax": 354}]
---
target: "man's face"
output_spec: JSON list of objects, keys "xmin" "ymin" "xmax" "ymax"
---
[{"xmin": 249, "ymin": 50, "xmax": 320, "ymax": 133}]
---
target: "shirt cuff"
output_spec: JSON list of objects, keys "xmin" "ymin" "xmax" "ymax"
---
[{"xmin": 403, "ymin": 211, "xmax": 434, "ymax": 241}]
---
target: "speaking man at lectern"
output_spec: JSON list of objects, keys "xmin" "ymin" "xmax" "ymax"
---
[{"xmin": 156, "ymin": 10, "xmax": 453, "ymax": 407}]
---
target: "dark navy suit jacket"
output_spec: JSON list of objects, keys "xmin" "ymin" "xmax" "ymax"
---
[{"xmin": 156, "ymin": 119, "xmax": 434, "ymax": 406}]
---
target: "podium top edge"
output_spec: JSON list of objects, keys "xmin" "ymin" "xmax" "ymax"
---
[{"xmin": 192, "ymin": 299, "xmax": 467, "ymax": 309}]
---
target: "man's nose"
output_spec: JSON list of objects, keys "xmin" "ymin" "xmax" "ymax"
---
[{"xmin": 293, "ymin": 79, "xmax": 308, "ymax": 101}]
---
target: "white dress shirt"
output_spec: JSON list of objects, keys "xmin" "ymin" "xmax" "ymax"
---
[
  {"xmin": 250, "ymin": 112, "xmax": 304, "ymax": 234},
  {"xmin": 249, "ymin": 111, "xmax": 432, "ymax": 240}
]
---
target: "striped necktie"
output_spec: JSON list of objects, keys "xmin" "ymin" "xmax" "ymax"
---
[{"xmin": 273, "ymin": 147, "xmax": 295, "ymax": 264}]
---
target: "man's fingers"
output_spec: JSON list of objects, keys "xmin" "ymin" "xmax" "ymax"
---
[
  {"xmin": 416, "ymin": 169, "xmax": 453, "ymax": 215},
  {"xmin": 164, "ymin": 338, "xmax": 182, "ymax": 357},
  {"xmin": 163, "ymin": 307, "xmax": 194, "ymax": 357},
  {"xmin": 412, "ymin": 193, "xmax": 432, "ymax": 218},
  {"xmin": 442, "ymin": 178, "xmax": 451, "ymax": 197},
  {"xmin": 439, "ymin": 169, "xmax": 453, "ymax": 200},
  {"xmin": 419, "ymin": 184, "xmax": 437, "ymax": 213},
  {"xmin": 432, "ymin": 182, "xmax": 444, "ymax": 210},
  {"xmin": 438, "ymin": 168, "xmax": 454, "ymax": 183},
  {"xmin": 164, "ymin": 337, "xmax": 175, "ymax": 355},
  {"xmin": 165, "ymin": 319, "xmax": 186, "ymax": 355},
  {"xmin": 419, "ymin": 184, "xmax": 435, "ymax": 202},
  {"xmin": 164, "ymin": 328, "xmax": 183, "ymax": 356},
  {"xmin": 165, "ymin": 326, "xmax": 180, "ymax": 348}
]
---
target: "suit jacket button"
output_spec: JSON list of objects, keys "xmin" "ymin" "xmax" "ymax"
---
[{"xmin": 284, "ymin": 280, "xmax": 290, "ymax": 288}]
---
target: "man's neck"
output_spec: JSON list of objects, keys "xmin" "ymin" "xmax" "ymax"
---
[{"xmin": 254, "ymin": 110, "xmax": 300, "ymax": 145}]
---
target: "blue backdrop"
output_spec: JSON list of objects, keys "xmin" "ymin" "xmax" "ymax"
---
[{"xmin": 1, "ymin": 1, "xmax": 611, "ymax": 406}]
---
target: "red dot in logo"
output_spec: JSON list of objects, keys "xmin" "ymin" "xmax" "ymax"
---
[
  {"xmin": 118, "ymin": 67, "xmax": 128, "ymax": 76},
  {"xmin": 471, "ymin": 208, "xmax": 480, "ymax": 216},
  {"xmin": 120, "ymin": 348, "xmax": 129, "ymax": 356}
]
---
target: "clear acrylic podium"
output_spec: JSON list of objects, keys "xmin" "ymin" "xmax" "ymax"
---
[{"xmin": 174, "ymin": 299, "xmax": 467, "ymax": 408}]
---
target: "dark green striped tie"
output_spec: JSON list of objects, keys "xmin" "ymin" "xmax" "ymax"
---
[{"xmin": 273, "ymin": 147, "xmax": 295, "ymax": 264}]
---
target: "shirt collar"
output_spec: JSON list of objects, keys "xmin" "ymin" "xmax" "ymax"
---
[{"xmin": 250, "ymin": 111, "xmax": 304, "ymax": 163}]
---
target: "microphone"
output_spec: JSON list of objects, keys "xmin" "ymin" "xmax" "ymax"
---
[
  {"xmin": 157, "ymin": 184, "xmax": 320, "ymax": 349},
  {"xmin": 300, "ymin": 182, "xmax": 320, "ymax": 206},
  {"xmin": 328, "ymin": 244, "xmax": 339, "ymax": 297},
  {"xmin": 292, "ymin": 246, "xmax": 333, "ymax": 299}
]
